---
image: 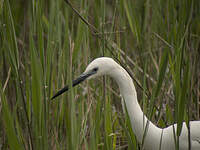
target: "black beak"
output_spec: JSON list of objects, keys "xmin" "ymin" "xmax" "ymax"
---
[{"xmin": 51, "ymin": 68, "xmax": 97, "ymax": 100}]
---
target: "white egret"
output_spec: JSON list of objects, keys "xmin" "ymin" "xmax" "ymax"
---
[{"xmin": 52, "ymin": 57, "xmax": 200, "ymax": 150}]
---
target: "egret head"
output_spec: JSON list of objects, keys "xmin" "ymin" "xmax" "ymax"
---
[
  {"xmin": 84, "ymin": 57, "xmax": 117, "ymax": 79},
  {"xmin": 51, "ymin": 57, "xmax": 117, "ymax": 100}
]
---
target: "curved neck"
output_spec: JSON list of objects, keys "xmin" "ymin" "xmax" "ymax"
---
[{"xmin": 109, "ymin": 65, "xmax": 162, "ymax": 147}]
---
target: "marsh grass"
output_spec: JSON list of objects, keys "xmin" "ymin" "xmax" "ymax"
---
[{"xmin": 0, "ymin": 0, "xmax": 200, "ymax": 149}]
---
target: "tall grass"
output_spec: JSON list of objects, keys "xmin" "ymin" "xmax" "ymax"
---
[{"xmin": 0, "ymin": 0, "xmax": 200, "ymax": 149}]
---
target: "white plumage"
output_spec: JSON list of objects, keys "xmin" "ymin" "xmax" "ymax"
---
[{"xmin": 52, "ymin": 57, "xmax": 200, "ymax": 150}]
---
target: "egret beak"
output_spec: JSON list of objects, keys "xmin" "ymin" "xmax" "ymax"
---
[{"xmin": 51, "ymin": 69, "xmax": 97, "ymax": 100}]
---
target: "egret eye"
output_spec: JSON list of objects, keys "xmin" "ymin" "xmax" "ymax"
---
[{"xmin": 93, "ymin": 67, "xmax": 98, "ymax": 72}]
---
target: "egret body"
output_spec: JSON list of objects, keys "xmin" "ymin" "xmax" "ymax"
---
[{"xmin": 52, "ymin": 57, "xmax": 200, "ymax": 150}]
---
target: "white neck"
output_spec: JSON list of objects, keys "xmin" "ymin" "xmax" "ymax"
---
[{"xmin": 109, "ymin": 65, "xmax": 162, "ymax": 149}]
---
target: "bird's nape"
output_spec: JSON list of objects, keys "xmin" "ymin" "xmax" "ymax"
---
[{"xmin": 51, "ymin": 67, "xmax": 98, "ymax": 100}]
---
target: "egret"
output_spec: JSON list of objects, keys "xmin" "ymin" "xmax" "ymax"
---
[{"xmin": 52, "ymin": 57, "xmax": 200, "ymax": 150}]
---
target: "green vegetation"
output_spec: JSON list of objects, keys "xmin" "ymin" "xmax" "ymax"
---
[{"xmin": 0, "ymin": 0, "xmax": 200, "ymax": 149}]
